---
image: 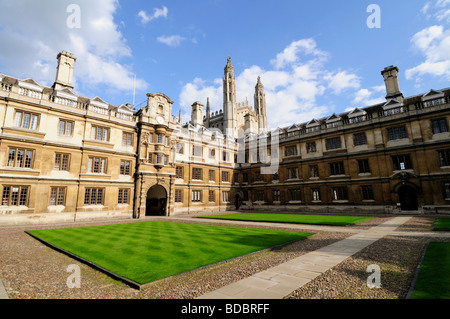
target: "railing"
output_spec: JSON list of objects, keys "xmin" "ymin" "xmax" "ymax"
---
[
  {"xmin": 1, "ymin": 83, "xmax": 12, "ymax": 92},
  {"xmin": 18, "ymin": 87, "xmax": 42, "ymax": 100}
]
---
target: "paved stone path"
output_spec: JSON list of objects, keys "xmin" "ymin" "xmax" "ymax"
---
[{"xmin": 197, "ymin": 217, "xmax": 413, "ymax": 299}]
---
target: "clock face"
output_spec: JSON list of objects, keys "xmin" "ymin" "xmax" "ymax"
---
[{"xmin": 156, "ymin": 116, "xmax": 165, "ymax": 124}]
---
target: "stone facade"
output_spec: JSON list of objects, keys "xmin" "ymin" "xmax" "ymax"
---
[{"xmin": 0, "ymin": 51, "xmax": 449, "ymax": 225}]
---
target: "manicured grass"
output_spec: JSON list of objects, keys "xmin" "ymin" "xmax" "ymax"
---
[
  {"xmin": 197, "ymin": 213, "xmax": 374, "ymax": 226},
  {"xmin": 410, "ymin": 242, "xmax": 450, "ymax": 299},
  {"xmin": 434, "ymin": 218, "xmax": 450, "ymax": 231},
  {"xmin": 27, "ymin": 221, "xmax": 313, "ymax": 285}
]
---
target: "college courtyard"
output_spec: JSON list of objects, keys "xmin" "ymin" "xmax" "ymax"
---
[
  {"xmin": 1, "ymin": 49, "xmax": 450, "ymax": 304},
  {"xmin": 1, "ymin": 211, "xmax": 450, "ymax": 301}
]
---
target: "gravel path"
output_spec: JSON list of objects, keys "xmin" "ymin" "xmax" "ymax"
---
[
  {"xmin": 286, "ymin": 216, "xmax": 450, "ymax": 299},
  {"xmin": 0, "ymin": 215, "xmax": 446, "ymax": 299}
]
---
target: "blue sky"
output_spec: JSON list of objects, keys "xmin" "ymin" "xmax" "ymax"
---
[{"xmin": 0, "ymin": 0, "xmax": 449, "ymax": 129}]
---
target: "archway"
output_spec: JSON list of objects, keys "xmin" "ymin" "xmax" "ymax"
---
[
  {"xmin": 146, "ymin": 185, "xmax": 167, "ymax": 216},
  {"xmin": 398, "ymin": 185, "xmax": 418, "ymax": 211}
]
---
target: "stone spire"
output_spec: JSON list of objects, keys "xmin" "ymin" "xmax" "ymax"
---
[
  {"xmin": 254, "ymin": 76, "xmax": 267, "ymax": 133},
  {"xmin": 205, "ymin": 97, "xmax": 211, "ymax": 127},
  {"xmin": 223, "ymin": 56, "xmax": 237, "ymax": 137}
]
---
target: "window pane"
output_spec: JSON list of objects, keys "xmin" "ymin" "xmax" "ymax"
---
[
  {"xmin": 11, "ymin": 187, "xmax": 19, "ymax": 206},
  {"xmin": 25, "ymin": 151, "xmax": 32, "ymax": 168},
  {"xmin": 14, "ymin": 112, "xmax": 22, "ymax": 127},
  {"xmin": 65, "ymin": 121, "xmax": 72, "ymax": 136},
  {"xmin": 50, "ymin": 188, "xmax": 57, "ymax": 206},
  {"xmin": 57, "ymin": 188, "xmax": 65, "ymax": 205},
  {"xmin": 19, "ymin": 187, "xmax": 28, "ymax": 206},
  {"xmin": 97, "ymin": 189, "xmax": 103, "ymax": 205},
  {"xmin": 22, "ymin": 113, "xmax": 30, "ymax": 129},
  {"xmin": 61, "ymin": 155, "xmax": 69, "ymax": 171},
  {"xmin": 90, "ymin": 189, "xmax": 97, "ymax": 205},
  {"xmin": 59, "ymin": 121, "xmax": 66, "ymax": 135},
  {"xmin": 8, "ymin": 149, "xmax": 16, "ymax": 167},
  {"xmin": 2, "ymin": 187, "xmax": 10, "ymax": 206},
  {"xmin": 84, "ymin": 188, "xmax": 90, "ymax": 205},
  {"xmin": 94, "ymin": 158, "xmax": 100, "ymax": 173},
  {"xmin": 96, "ymin": 127, "xmax": 103, "ymax": 140},
  {"xmin": 16, "ymin": 150, "xmax": 24, "ymax": 168},
  {"xmin": 30, "ymin": 115, "xmax": 38, "ymax": 130},
  {"xmin": 123, "ymin": 189, "xmax": 128, "ymax": 204},
  {"xmin": 100, "ymin": 159, "xmax": 106, "ymax": 173}
]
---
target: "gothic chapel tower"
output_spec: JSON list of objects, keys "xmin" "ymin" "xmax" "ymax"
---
[
  {"xmin": 223, "ymin": 57, "xmax": 237, "ymax": 137},
  {"xmin": 254, "ymin": 76, "xmax": 268, "ymax": 133}
]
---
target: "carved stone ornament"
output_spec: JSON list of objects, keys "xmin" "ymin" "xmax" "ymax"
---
[{"xmin": 141, "ymin": 132, "xmax": 150, "ymax": 145}]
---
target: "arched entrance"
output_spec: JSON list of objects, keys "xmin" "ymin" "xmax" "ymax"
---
[
  {"xmin": 146, "ymin": 185, "xmax": 167, "ymax": 216},
  {"xmin": 398, "ymin": 185, "xmax": 418, "ymax": 211}
]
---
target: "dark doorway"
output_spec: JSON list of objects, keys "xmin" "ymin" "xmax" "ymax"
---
[
  {"xmin": 398, "ymin": 185, "xmax": 418, "ymax": 211},
  {"xmin": 146, "ymin": 185, "xmax": 167, "ymax": 216},
  {"xmin": 235, "ymin": 194, "xmax": 241, "ymax": 210}
]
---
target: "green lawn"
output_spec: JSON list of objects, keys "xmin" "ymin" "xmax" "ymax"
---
[
  {"xmin": 434, "ymin": 218, "xmax": 450, "ymax": 231},
  {"xmin": 27, "ymin": 221, "xmax": 313, "ymax": 285},
  {"xmin": 197, "ymin": 213, "xmax": 374, "ymax": 226},
  {"xmin": 410, "ymin": 242, "xmax": 450, "ymax": 299}
]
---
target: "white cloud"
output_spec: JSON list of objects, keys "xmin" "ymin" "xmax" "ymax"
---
[
  {"xmin": 406, "ymin": 25, "xmax": 450, "ymax": 80},
  {"xmin": 270, "ymin": 38, "xmax": 328, "ymax": 70},
  {"xmin": 324, "ymin": 70, "xmax": 361, "ymax": 94},
  {"xmin": 157, "ymin": 35, "xmax": 187, "ymax": 47},
  {"xmin": 0, "ymin": 0, "xmax": 148, "ymax": 98},
  {"xmin": 138, "ymin": 6, "xmax": 168, "ymax": 24},
  {"xmin": 407, "ymin": 0, "xmax": 450, "ymax": 81},
  {"xmin": 179, "ymin": 38, "xmax": 372, "ymax": 130},
  {"xmin": 352, "ymin": 85, "xmax": 385, "ymax": 106}
]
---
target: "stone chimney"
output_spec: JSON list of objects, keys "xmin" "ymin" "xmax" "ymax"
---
[
  {"xmin": 53, "ymin": 51, "xmax": 76, "ymax": 90},
  {"xmin": 191, "ymin": 101, "xmax": 204, "ymax": 126},
  {"xmin": 381, "ymin": 66, "xmax": 403, "ymax": 102}
]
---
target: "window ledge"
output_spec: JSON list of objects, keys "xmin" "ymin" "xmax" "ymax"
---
[
  {"xmin": 358, "ymin": 173, "xmax": 372, "ymax": 177},
  {"xmin": 0, "ymin": 168, "xmax": 40, "ymax": 174},
  {"xmin": 3, "ymin": 127, "xmax": 45, "ymax": 138}
]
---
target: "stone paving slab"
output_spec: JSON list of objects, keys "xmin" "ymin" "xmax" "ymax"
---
[{"xmin": 197, "ymin": 217, "xmax": 412, "ymax": 299}]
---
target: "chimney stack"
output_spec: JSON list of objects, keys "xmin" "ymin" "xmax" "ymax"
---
[
  {"xmin": 53, "ymin": 51, "xmax": 76, "ymax": 90},
  {"xmin": 381, "ymin": 66, "xmax": 403, "ymax": 102},
  {"xmin": 191, "ymin": 101, "xmax": 204, "ymax": 126}
]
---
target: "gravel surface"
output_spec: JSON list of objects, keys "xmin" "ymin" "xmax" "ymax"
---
[
  {"xmin": 285, "ymin": 216, "xmax": 450, "ymax": 299},
  {"xmin": 0, "ymin": 215, "xmax": 447, "ymax": 299}
]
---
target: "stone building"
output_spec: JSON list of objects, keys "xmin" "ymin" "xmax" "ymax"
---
[
  {"xmin": 0, "ymin": 51, "xmax": 449, "ymax": 225},
  {"xmin": 236, "ymin": 66, "xmax": 450, "ymax": 214}
]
